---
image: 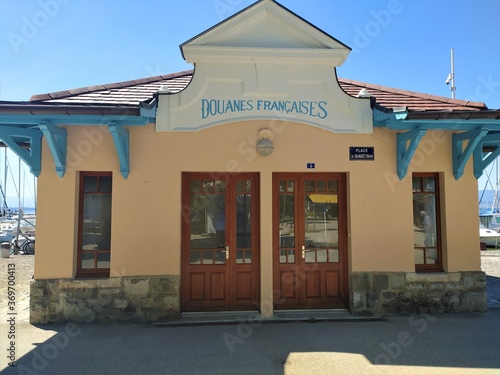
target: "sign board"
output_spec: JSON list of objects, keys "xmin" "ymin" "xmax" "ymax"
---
[{"xmin": 350, "ymin": 147, "xmax": 374, "ymax": 161}]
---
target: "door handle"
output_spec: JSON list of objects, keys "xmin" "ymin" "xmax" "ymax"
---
[
  {"xmin": 302, "ymin": 245, "xmax": 305, "ymax": 259},
  {"xmin": 222, "ymin": 246, "xmax": 230, "ymax": 260}
]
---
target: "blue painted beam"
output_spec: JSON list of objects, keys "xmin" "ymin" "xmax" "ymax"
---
[
  {"xmin": 397, "ymin": 128, "xmax": 427, "ymax": 180},
  {"xmin": 108, "ymin": 123, "xmax": 129, "ymax": 179},
  {"xmin": 0, "ymin": 126, "xmax": 42, "ymax": 176},
  {"xmin": 38, "ymin": 122, "xmax": 67, "ymax": 178},
  {"xmin": 452, "ymin": 129, "xmax": 488, "ymax": 180},
  {"xmin": 0, "ymin": 114, "xmax": 153, "ymax": 127},
  {"xmin": 473, "ymin": 133, "xmax": 500, "ymax": 179}
]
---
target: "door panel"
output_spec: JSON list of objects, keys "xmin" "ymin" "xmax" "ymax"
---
[
  {"xmin": 273, "ymin": 173, "xmax": 347, "ymax": 309},
  {"xmin": 182, "ymin": 173, "xmax": 260, "ymax": 312}
]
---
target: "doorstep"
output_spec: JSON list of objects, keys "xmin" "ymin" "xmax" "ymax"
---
[{"xmin": 152, "ymin": 309, "xmax": 384, "ymax": 327}]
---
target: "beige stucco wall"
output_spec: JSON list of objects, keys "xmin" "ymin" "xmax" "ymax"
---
[{"xmin": 35, "ymin": 122, "xmax": 481, "ymax": 282}]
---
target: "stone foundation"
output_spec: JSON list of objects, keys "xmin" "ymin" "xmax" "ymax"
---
[
  {"xmin": 351, "ymin": 271, "xmax": 487, "ymax": 316},
  {"xmin": 30, "ymin": 276, "xmax": 180, "ymax": 324}
]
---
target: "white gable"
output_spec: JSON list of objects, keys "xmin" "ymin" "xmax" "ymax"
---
[
  {"xmin": 181, "ymin": 0, "xmax": 351, "ymax": 66},
  {"xmin": 157, "ymin": 0, "xmax": 373, "ymax": 133}
]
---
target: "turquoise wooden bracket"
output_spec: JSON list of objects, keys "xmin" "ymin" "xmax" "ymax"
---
[
  {"xmin": 108, "ymin": 123, "xmax": 129, "ymax": 179},
  {"xmin": 472, "ymin": 133, "xmax": 500, "ymax": 179},
  {"xmin": 452, "ymin": 129, "xmax": 488, "ymax": 180},
  {"xmin": 0, "ymin": 126, "xmax": 42, "ymax": 176},
  {"xmin": 397, "ymin": 128, "xmax": 426, "ymax": 180},
  {"xmin": 38, "ymin": 122, "xmax": 67, "ymax": 178}
]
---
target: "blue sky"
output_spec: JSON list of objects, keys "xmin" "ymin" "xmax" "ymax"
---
[{"xmin": 0, "ymin": 0, "xmax": 499, "ymax": 204}]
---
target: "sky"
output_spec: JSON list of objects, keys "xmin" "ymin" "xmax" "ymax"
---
[{"xmin": 0, "ymin": 0, "xmax": 499, "ymax": 206}]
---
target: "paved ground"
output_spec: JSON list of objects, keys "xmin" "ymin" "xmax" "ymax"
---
[{"xmin": 0, "ymin": 252, "xmax": 499, "ymax": 374}]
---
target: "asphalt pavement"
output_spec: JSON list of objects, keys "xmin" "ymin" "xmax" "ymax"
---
[{"xmin": 1, "ymin": 309, "xmax": 499, "ymax": 374}]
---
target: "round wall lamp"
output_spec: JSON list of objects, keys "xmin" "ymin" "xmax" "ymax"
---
[{"xmin": 256, "ymin": 129, "xmax": 274, "ymax": 157}]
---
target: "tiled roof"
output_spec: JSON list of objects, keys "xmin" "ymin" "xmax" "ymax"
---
[{"xmin": 29, "ymin": 70, "xmax": 487, "ymax": 112}]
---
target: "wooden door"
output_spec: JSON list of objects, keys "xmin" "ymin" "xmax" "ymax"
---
[
  {"xmin": 181, "ymin": 173, "xmax": 260, "ymax": 312},
  {"xmin": 273, "ymin": 173, "xmax": 347, "ymax": 309}
]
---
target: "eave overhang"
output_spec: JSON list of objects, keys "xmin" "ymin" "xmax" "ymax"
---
[
  {"xmin": 0, "ymin": 100, "xmax": 157, "ymax": 179},
  {"xmin": 374, "ymin": 106, "xmax": 500, "ymax": 180}
]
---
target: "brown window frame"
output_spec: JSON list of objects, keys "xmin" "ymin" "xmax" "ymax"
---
[
  {"xmin": 412, "ymin": 173, "xmax": 443, "ymax": 273},
  {"xmin": 77, "ymin": 172, "xmax": 112, "ymax": 278}
]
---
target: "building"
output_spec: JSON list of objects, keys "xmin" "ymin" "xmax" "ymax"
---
[{"xmin": 1, "ymin": 0, "xmax": 498, "ymax": 324}]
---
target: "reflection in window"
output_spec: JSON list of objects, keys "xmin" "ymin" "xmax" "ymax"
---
[
  {"xmin": 78, "ymin": 173, "xmax": 112, "ymax": 277},
  {"xmin": 413, "ymin": 174, "xmax": 442, "ymax": 272}
]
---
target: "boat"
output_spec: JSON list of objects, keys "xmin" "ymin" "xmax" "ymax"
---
[{"xmin": 479, "ymin": 222, "xmax": 500, "ymax": 248}]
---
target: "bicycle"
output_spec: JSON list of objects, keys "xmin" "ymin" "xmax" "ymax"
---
[{"xmin": 10, "ymin": 234, "xmax": 35, "ymax": 255}]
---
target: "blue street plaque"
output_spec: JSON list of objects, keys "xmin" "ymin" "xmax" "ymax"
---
[
  {"xmin": 307, "ymin": 163, "xmax": 316, "ymax": 169},
  {"xmin": 349, "ymin": 147, "xmax": 374, "ymax": 161}
]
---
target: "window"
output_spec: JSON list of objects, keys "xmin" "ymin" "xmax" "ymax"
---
[
  {"xmin": 77, "ymin": 172, "xmax": 112, "ymax": 277},
  {"xmin": 412, "ymin": 174, "xmax": 442, "ymax": 272}
]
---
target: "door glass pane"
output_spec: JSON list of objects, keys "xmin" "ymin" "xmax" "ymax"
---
[
  {"xmin": 304, "ymin": 193, "xmax": 339, "ymax": 248},
  {"xmin": 190, "ymin": 181, "xmax": 226, "ymax": 250},
  {"xmin": 317, "ymin": 249, "xmax": 327, "ymax": 263},
  {"xmin": 236, "ymin": 250, "xmax": 244, "ymax": 264},
  {"xmin": 214, "ymin": 250, "xmax": 226, "ymax": 264},
  {"xmin": 328, "ymin": 249, "xmax": 339, "ymax": 263},
  {"xmin": 279, "ymin": 187, "xmax": 295, "ymax": 252},
  {"xmin": 288, "ymin": 249, "xmax": 295, "ymax": 263},
  {"xmin": 190, "ymin": 250, "xmax": 201, "ymax": 264},
  {"xmin": 203, "ymin": 251, "xmax": 214, "ymax": 264},
  {"xmin": 328, "ymin": 180, "xmax": 338, "ymax": 192},
  {"xmin": 236, "ymin": 189, "xmax": 251, "ymax": 249},
  {"xmin": 280, "ymin": 249, "xmax": 287, "ymax": 263},
  {"xmin": 305, "ymin": 250, "xmax": 315, "ymax": 263}
]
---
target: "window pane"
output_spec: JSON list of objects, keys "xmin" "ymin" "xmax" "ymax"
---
[
  {"xmin": 426, "ymin": 249, "xmax": 438, "ymax": 264},
  {"xmin": 424, "ymin": 177, "xmax": 436, "ymax": 192},
  {"xmin": 84, "ymin": 176, "xmax": 98, "ymax": 192},
  {"xmin": 99, "ymin": 176, "xmax": 112, "ymax": 192},
  {"xmin": 245, "ymin": 250, "xmax": 252, "ymax": 264},
  {"xmin": 81, "ymin": 252, "xmax": 95, "ymax": 269},
  {"xmin": 415, "ymin": 249, "xmax": 425, "ymax": 264},
  {"xmin": 82, "ymin": 194, "xmax": 112, "ymax": 250},
  {"xmin": 287, "ymin": 249, "xmax": 295, "ymax": 263},
  {"xmin": 412, "ymin": 177, "xmax": 422, "ymax": 192},
  {"xmin": 97, "ymin": 252, "xmax": 110, "ymax": 268}
]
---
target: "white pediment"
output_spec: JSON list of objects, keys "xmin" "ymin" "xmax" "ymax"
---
[{"xmin": 181, "ymin": 0, "xmax": 351, "ymax": 66}]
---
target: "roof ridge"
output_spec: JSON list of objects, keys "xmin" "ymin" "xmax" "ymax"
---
[
  {"xmin": 338, "ymin": 78, "xmax": 487, "ymax": 109},
  {"xmin": 29, "ymin": 70, "xmax": 194, "ymax": 102}
]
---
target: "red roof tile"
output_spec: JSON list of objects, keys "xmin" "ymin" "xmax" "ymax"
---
[{"xmin": 29, "ymin": 70, "xmax": 487, "ymax": 112}]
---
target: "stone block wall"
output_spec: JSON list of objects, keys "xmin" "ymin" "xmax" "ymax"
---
[
  {"xmin": 351, "ymin": 271, "xmax": 487, "ymax": 316},
  {"xmin": 30, "ymin": 276, "xmax": 180, "ymax": 324}
]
